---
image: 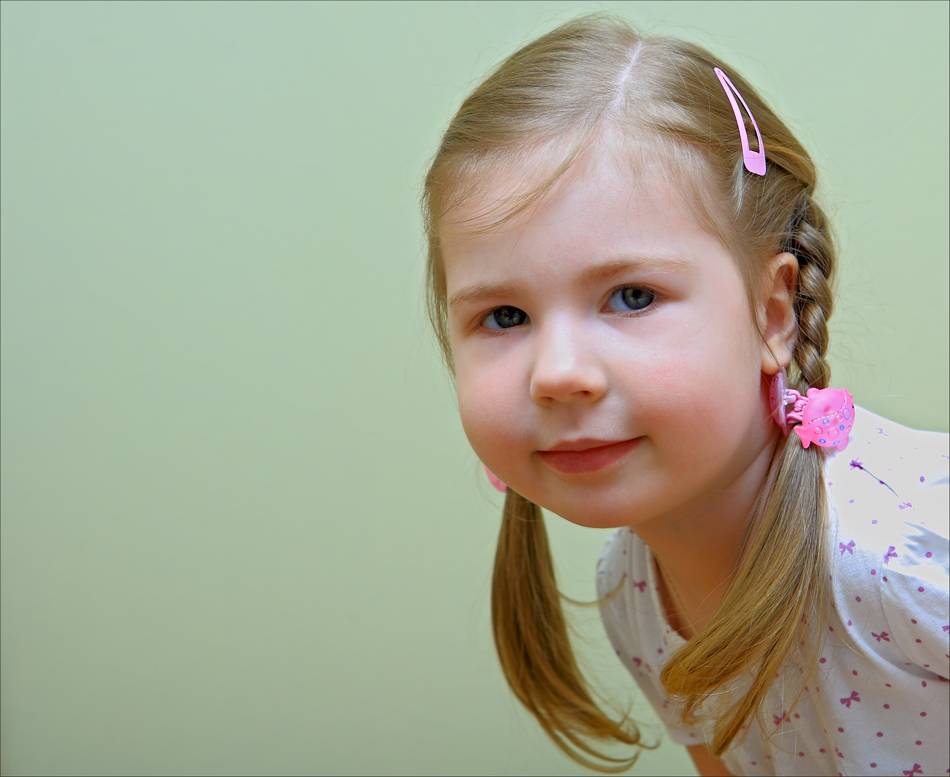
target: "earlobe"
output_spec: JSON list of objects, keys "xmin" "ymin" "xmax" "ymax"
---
[{"xmin": 759, "ymin": 252, "xmax": 799, "ymax": 375}]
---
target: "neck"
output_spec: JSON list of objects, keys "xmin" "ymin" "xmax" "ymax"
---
[{"xmin": 636, "ymin": 428, "xmax": 782, "ymax": 638}]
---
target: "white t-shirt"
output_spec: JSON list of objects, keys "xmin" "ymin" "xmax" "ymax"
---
[{"xmin": 596, "ymin": 407, "xmax": 949, "ymax": 776}]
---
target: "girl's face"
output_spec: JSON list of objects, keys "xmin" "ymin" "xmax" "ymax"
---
[{"xmin": 442, "ymin": 149, "xmax": 781, "ymax": 530}]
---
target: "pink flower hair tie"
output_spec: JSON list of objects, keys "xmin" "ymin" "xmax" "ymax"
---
[
  {"xmin": 483, "ymin": 465, "xmax": 507, "ymax": 493},
  {"xmin": 769, "ymin": 369, "xmax": 854, "ymax": 451}
]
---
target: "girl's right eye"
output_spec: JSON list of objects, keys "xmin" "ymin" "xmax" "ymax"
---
[{"xmin": 482, "ymin": 306, "xmax": 528, "ymax": 330}]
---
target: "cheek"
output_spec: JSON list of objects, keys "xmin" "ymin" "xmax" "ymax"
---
[
  {"xmin": 655, "ymin": 307, "xmax": 760, "ymax": 385},
  {"xmin": 616, "ymin": 319, "xmax": 762, "ymax": 436},
  {"xmin": 455, "ymin": 358, "xmax": 523, "ymax": 463}
]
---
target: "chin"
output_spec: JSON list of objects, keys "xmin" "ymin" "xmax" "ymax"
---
[{"xmin": 538, "ymin": 491, "xmax": 651, "ymax": 530}]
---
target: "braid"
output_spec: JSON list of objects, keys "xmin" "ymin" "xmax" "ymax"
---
[{"xmin": 786, "ymin": 195, "xmax": 835, "ymax": 390}]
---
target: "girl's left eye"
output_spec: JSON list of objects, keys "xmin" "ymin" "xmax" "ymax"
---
[{"xmin": 606, "ymin": 286, "xmax": 656, "ymax": 313}]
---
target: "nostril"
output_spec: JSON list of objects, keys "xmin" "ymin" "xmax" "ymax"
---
[{"xmin": 530, "ymin": 367, "xmax": 608, "ymax": 404}]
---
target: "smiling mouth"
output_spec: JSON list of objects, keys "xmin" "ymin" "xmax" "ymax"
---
[{"xmin": 538, "ymin": 438, "xmax": 642, "ymax": 474}]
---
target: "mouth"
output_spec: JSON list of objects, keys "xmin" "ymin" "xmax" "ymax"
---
[{"xmin": 538, "ymin": 438, "xmax": 642, "ymax": 475}]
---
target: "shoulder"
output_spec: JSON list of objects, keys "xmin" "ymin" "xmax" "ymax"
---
[
  {"xmin": 595, "ymin": 529, "xmax": 666, "ymax": 677},
  {"xmin": 596, "ymin": 527, "xmax": 629, "ymax": 600},
  {"xmin": 827, "ymin": 406, "xmax": 949, "ymax": 496},
  {"xmin": 825, "ymin": 406, "xmax": 949, "ymax": 675},
  {"xmin": 595, "ymin": 529, "xmax": 705, "ymax": 746},
  {"xmin": 596, "ymin": 528, "xmax": 649, "ymax": 643},
  {"xmin": 825, "ymin": 406, "xmax": 948, "ymax": 532},
  {"xmin": 596, "ymin": 529, "xmax": 645, "ymax": 674}
]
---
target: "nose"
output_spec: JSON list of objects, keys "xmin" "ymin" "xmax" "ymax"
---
[{"xmin": 529, "ymin": 316, "xmax": 608, "ymax": 405}]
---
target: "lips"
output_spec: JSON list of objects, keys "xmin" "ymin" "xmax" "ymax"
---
[{"xmin": 538, "ymin": 438, "xmax": 641, "ymax": 474}]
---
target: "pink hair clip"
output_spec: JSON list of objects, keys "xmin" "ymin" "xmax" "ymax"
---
[
  {"xmin": 483, "ymin": 465, "xmax": 507, "ymax": 493},
  {"xmin": 769, "ymin": 369, "xmax": 854, "ymax": 450},
  {"xmin": 714, "ymin": 67, "xmax": 766, "ymax": 176}
]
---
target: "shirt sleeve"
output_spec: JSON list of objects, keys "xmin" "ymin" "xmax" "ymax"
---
[
  {"xmin": 875, "ymin": 430, "xmax": 950, "ymax": 678},
  {"xmin": 879, "ymin": 521, "xmax": 950, "ymax": 678}
]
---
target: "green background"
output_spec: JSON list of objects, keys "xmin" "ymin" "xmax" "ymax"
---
[{"xmin": 1, "ymin": 2, "xmax": 947, "ymax": 775}]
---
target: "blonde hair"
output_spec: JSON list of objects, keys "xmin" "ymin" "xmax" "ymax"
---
[{"xmin": 422, "ymin": 13, "xmax": 835, "ymax": 771}]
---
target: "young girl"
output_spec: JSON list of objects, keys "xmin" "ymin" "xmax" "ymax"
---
[{"xmin": 421, "ymin": 14, "xmax": 949, "ymax": 777}]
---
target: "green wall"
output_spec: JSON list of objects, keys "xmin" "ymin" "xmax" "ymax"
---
[{"xmin": 1, "ymin": 2, "xmax": 947, "ymax": 775}]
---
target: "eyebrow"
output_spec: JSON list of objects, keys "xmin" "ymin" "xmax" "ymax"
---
[{"xmin": 447, "ymin": 255, "xmax": 692, "ymax": 311}]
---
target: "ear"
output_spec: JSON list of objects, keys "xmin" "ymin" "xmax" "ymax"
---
[{"xmin": 758, "ymin": 252, "xmax": 798, "ymax": 375}]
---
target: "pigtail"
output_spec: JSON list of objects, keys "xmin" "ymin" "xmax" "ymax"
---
[
  {"xmin": 491, "ymin": 489, "xmax": 645, "ymax": 772},
  {"xmin": 660, "ymin": 435, "xmax": 829, "ymax": 753}
]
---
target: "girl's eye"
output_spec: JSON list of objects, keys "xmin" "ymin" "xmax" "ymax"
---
[
  {"xmin": 483, "ymin": 306, "xmax": 528, "ymax": 330},
  {"xmin": 607, "ymin": 286, "xmax": 656, "ymax": 313}
]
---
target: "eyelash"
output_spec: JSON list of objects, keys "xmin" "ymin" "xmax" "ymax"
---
[{"xmin": 477, "ymin": 284, "xmax": 659, "ymax": 333}]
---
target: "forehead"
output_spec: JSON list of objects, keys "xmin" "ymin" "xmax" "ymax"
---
[
  {"xmin": 440, "ymin": 129, "xmax": 719, "ymax": 232},
  {"xmin": 440, "ymin": 143, "xmax": 729, "ymax": 291}
]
